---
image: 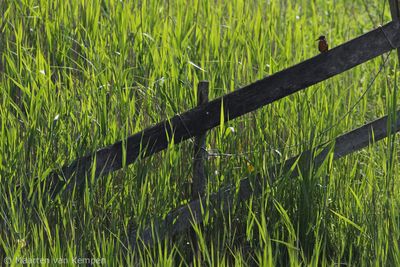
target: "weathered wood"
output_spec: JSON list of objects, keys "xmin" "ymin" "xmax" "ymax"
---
[
  {"xmin": 390, "ymin": 0, "xmax": 400, "ymax": 22},
  {"xmin": 130, "ymin": 110, "xmax": 400, "ymax": 247},
  {"xmin": 389, "ymin": 0, "xmax": 400, "ymax": 63},
  {"xmin": 49, "ymin": 21, "xmax": 400, "ymax": 194},
  {"xmin": 192, "ymin": 81, "xmax": 209, "ymax": 199},
  {"xmin": 190, "ymin": 81, "xmax": 209, "ymax": 259}
]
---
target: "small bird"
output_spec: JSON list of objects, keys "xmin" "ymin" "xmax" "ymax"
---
[{"xmin": 316, "ymin": 35, "xmax": 329, "ymax": 53}]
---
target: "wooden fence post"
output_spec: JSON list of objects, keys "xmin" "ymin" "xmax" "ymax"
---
[
  {"xmin": 389, "ymin": 0, "xmax": 400, "ymax": 21},
  {"xmin": 191, "ymin": 81, "xmax": 209, "ymax": 199},
  {"xmin": 190, "ymin": 80, "xmax": 209, "ymax": 261},
  {"xmin": 389, "ymin": 0, "xmax": 400, "ymax": 63}
]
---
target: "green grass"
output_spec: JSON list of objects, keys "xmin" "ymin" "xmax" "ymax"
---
[{"xmin": 1, "ymin": 0, "xmax": 400, "ymax": 265}]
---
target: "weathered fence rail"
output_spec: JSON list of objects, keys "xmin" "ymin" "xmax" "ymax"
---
[
  {"xmin": 130, "ymin": 110, "xmax": 400, "ymax": 247},
  {"xmin": 49, "ymin": 21, "xmax": 400, "ymax": 195}
]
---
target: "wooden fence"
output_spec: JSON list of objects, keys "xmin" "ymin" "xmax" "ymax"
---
[
  {"xmin": 48, "ymin": 20, "xmax": 400, "ymax": 194},
  {"xmin": 130, "ymin": 110, "xmax": 400, "ymax": 247},
  {"xmin": 42, "ymin": 0, "xmax": 400, "ymax": 250}
]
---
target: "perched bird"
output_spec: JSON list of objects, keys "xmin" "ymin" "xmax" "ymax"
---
[{"xmin": 316, "ymin": 35, "xmax": 329, "ymax": 53}]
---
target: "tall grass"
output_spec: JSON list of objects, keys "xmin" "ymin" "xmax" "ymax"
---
[{"xmin": 0, "ymin": 0, "xmax": 399, "ymax": 265}]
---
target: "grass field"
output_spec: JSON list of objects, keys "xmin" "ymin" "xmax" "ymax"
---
[{"xmin": 1, "ymin": 0, "xmax": 400, "ymax": 265}]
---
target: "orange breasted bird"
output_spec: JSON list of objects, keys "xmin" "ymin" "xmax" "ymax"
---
[{"xmin": 316, "ymin": 35, "xmax": 329, "ymax": 53}]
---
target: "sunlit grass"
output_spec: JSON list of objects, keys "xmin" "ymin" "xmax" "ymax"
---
[{"xmin": 1, "ymin": 0, "xmax": 399, "ymax": 265}]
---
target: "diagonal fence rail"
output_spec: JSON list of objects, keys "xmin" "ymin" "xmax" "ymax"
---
[
  {"xmin": 49, "ymin": 21, "xmax": 400, "ymax": 195},
  {"xmin": 130, "ymin": 110, "xmax": 400, "ymax": 247}
]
